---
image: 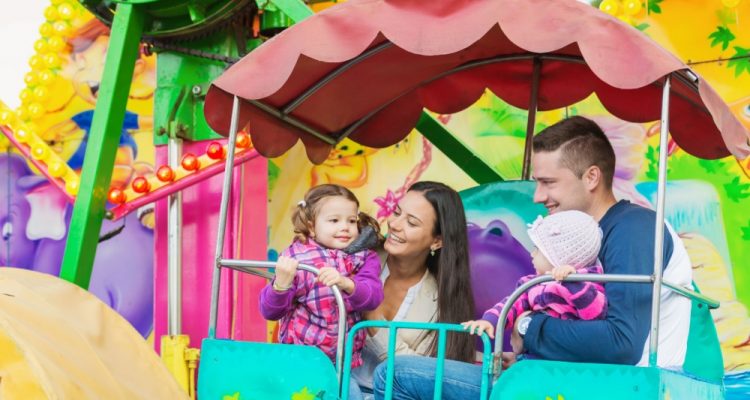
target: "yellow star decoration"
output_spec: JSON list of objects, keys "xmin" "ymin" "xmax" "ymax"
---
[
  {"xmin": 291, "ymin": 387, "xmax": 317, "ymax": 400},
  {"xmin": 222, "ymin": 393, "xmax": 240, "ymax": 400}
]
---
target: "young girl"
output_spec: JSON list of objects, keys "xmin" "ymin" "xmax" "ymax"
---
[
  {"xmin": 259, "ymin": 184, "xmax": 384, "ymax": 368},
  {"xmin": 463, "ymin": 210, "xmax": 607, "ymax": 353}
]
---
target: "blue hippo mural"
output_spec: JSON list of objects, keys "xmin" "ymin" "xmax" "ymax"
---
[{"xmin": 0, "ymin": 153, "xmax": 154, "ymax": 336}]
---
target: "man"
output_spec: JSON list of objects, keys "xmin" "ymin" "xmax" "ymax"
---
[{"xmin": 372, "ymin": 116, "xmax": 692, "ymax": 399}]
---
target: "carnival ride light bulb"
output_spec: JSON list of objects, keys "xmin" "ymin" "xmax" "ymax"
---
[
  {"xmin": 181, "ymin": 154, "xmax": 201, "ymax": 171},
  {"xmin": 131, "ymin": 176, "xmax": 151, "ymax": 193},
  {"xmin": 66, "ymin": 178, "xmax": 80, "ymax": 196},
  {"xmin": 39, "ymin": 71, "xmax": 56, "ymax": 86},
  {"xmin": 53, "ymin": 21, "xmax": 71, "ymax": 36},
  {"xmin": 48, "ymin": 161, "xmax": 67, "ymax": 178},
  {"xmin": 28, "ymin": 103, "xmax": 46, "ymax": 119},
  {"xmin": 44, "ymin": 5, "xmax": 59, "ymax": 21},
  {"xmin": 44, "ymin": 53, "xmax": 62, "ymax": 69},
  {"xmin": 24, "ymin": 71, "xmax": 39, "ymax": 86},
  {"xmin": 235, "ymin": 132, "xmax": 251, "ymax": 149},
  {"xmin": 107, "ymin": 188, "xmax": 126, "ymax": 204},
  {"xmin": 39, "ymin": 23, "xmax": 54, "ymax": 37},
  {"xmin": 599, "ymin": 0, "xmax": 619, "ymax": 15},
  {"xmin": 47, "ymin": 36, "xmax": 66, "ymax": 52},
  {"xmin": 14, "ymin": 129, "xmax": 29, "ymax": 143},
  {"xmin": 622, "ymin": 0, "xmax": 642, "ymax": 15},
  {"xmin": 33, "ymin": 86, "xmax": 49, "ymax": 101},
  {"xmin": 19, "ymin": 89, "xmax": 34, "ymax": 104},
  {"xmin": 156, "ymin": 165, "xmax": 175, "ymax": 182},
  {"xmin": 15, "ymin": 107, "xmax": 29, "ymax": 121},
  {"xmin": 34, "ymin": 39, "xmax": 48, "ymax": 53},
  {"xmin": 28, "ymin": 55, "xmax": 45, "ymax": 71},
  {"xmin": 0, "ymin": 110, "xmax": 14, "ymax": 125},
  {"xmin": 206, "ymin": 142, "xmax": 226, "ymax": 160},
  {"xmin": 57, "ymin": 3, "xmax": 75, "ymax": 19},
  {"xmin": 31, "ymin": 144, "xmax": 50, "ymax": 160}
]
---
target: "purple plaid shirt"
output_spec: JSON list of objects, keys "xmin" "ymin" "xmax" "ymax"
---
[{"xmin": 259, "ymin": 240, "xmax": 383, "ymax": 368}]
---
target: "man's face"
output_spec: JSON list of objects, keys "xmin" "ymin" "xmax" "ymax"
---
[{"xmin": 532, "ymin": 149, "xmax": 591, "ymax": 215}]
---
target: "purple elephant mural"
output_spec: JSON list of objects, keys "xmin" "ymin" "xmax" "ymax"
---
[
  {"xmin": 468, "ymin": 219, "xmax": 535, "ymax": 349},
  {"xmin": 0, "ymin": 153, "xmax": 153, "ymax": 336}
]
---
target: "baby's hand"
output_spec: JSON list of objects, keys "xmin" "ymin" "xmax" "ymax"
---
[
  {"xmin": 274, "ymin": 256, "xmax": 298, "ymax": 290},
  {"xmin": 318, "ymin": 267, "xmax": 355, "ymax": 294},
  {"xmin": 550, "ymin": 265, "xmax": 576, "ymax": 281},
  {"xmin": 461, "ymin": 320, "xmax": 495, "ymax": 339}
]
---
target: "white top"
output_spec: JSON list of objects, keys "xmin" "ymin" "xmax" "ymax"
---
[
  {"xmin": 636, "ymin": 223, "xmax": 692, "ymax": 368},
  {"xmin": 352, "ymin": 264, "xmax": 438, "ymax": 389}
]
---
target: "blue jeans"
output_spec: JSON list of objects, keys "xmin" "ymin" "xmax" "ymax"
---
[{"xmin": 372, "ymin": 356, "xmax": 483, "ymax": 400}]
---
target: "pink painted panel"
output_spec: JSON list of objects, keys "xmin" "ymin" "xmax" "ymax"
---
[{"xmin": 154, "ymin": 140, "xmax": 268, "ymax": 351}]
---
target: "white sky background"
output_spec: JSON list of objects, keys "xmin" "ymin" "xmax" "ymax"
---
[{"xmin": 0, "ymin": 1, "xmax": 47, "ymax": 109}]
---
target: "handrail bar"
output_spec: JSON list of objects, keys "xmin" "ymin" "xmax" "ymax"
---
[
  {"xmin": 342, "ymin": 320, "xmax": 494, "ymax": 400},
  {"xmin": 217, "ymin": 258, "xmax": 348, "ymax": 396},
  {"xmin": 493, "ymin": 273, "xmax": 720, "ymax": 377}
]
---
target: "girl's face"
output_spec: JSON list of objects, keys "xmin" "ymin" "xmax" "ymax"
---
[
  {"xmin": 531, "ymin": 248, "xmax": 554, "ymax": 274},
  {"xmin": 311, "ymin": 196, "xmax": 359, "ymax": 250},
  {"xmin": 385, "ymin": 191, "xmax": 441, "ymax": 259}
]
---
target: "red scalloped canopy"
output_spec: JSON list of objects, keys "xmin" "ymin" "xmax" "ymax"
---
[{"xmin": 204, "ymin": 0, "xmax": 750, "ymax": 164}]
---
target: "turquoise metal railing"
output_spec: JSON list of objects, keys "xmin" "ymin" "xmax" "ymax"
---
[{"xmin": 341, "ymin": 320, "xmax": 494, "ymax": 400}]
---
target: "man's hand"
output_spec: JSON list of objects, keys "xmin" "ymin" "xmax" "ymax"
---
[
  {"xmin": 498, "ymin": 352, "xmax": 517, "ymax": 370},
  {"xmin": 363, "ymin": 309, "xmax": 385, "ymax": 336},
  {"xmin": 461, "ymin": 320, "xmax": 495, "ymax": 339},
  {"xmin": 548, "ymin": 265, "xmax": 576, "ymax": 281}
]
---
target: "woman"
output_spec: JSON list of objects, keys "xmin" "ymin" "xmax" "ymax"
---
[{"xmin": 350, "ymin": 181, "xmax": 476, "ymax": 398}]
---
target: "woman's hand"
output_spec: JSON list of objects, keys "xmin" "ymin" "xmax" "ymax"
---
[
  {"xmin": 273, "ymin": 256, "xmax": 298, "ymax": 291},
  {"xmin": 548, "ymin": 264, "xmax": 576, "ymax": 281},
  {"xmin": 461, "ymin": 320, "xmax": 495, "ymax": 339},
  {"xmin": 363, "ymin": 309, "xmax": 385, "ymax": 336},
  {"xmin": 318, "ymin": 266, "xmax": 355, "ymax": 294}
]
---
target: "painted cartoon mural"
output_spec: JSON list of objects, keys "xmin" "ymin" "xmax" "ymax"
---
[{"xmin": 1, "ymin": 2, "xmax": 156, "ymax": 336}]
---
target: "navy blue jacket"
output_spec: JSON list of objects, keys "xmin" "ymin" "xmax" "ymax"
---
[{"xmin": 523, "ymin": 200, "xmax": 674, "ymax": 365}]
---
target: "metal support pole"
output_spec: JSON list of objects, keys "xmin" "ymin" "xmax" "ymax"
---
[
  {"xmin": 167, "ymin": 138, "xmax": 183, "ymax": 335},
  {"xmin": 649, "ymin": 74, "xmax": 672, "ymax": 366},
  {"xmin": 521, "ymin": 57, "xmax": 541, "ymax": 180},
  {"xmin": 60, "ymin": 3, "xmax": 145, "ymax": 288},
  {"xmin": 208, "ymin": 96, "xmax": 241, "ymax": 338}
]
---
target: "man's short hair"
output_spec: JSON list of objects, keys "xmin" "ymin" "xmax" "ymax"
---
[{"xmin": 532, "ymin": 116, "xmax": 616, "ymax": 189}]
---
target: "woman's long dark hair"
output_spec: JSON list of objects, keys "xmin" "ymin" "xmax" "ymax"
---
[{"xmin": 409, "ymin": 181, "xmax": 476, "ymax": 363}]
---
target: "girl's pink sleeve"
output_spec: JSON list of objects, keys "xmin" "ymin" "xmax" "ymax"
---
[{"xmin": 344, "ymin": 250, "xmax": 384, "ymax": 312}]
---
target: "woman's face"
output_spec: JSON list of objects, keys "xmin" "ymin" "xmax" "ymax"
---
[{"xmin": 385, "ymin": 191, "xmax": 441, "ymax": 259}]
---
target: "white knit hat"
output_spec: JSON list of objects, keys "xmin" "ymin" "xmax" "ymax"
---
[{"xmin": 527, "ymin": 210, "xmax": 603, "ymax": 269}]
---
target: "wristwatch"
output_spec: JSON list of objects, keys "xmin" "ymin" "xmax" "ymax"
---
[{"xmin": 517, "ymin": 315, "xmax": 532, "ymax": 337}]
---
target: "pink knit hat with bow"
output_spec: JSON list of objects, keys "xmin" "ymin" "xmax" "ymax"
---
[{"xmin": 527, "ymin": 210, "xmax": 603, "ymax": 269}]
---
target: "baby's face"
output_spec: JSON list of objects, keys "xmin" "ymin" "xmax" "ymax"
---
[{"xmin": 531, "ymin": 248, "xmax": 554, "ymax": 275}]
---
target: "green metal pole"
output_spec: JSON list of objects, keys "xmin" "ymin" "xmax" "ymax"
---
[
  {"xmin": 416, "ymin": 112, "xmax": 503, "ymax": 184},
  {"xmin": 60, "ymin": 3, "xmax": 145, "ymax": 288},
  {"xmin": 269, "ymin": 0, "xmax": 314, "ymax": 22}
]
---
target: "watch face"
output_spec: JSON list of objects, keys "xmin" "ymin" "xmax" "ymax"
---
[{"xmin": 518, "ymin": 316, "xmax": 531, "ymax": 335}]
